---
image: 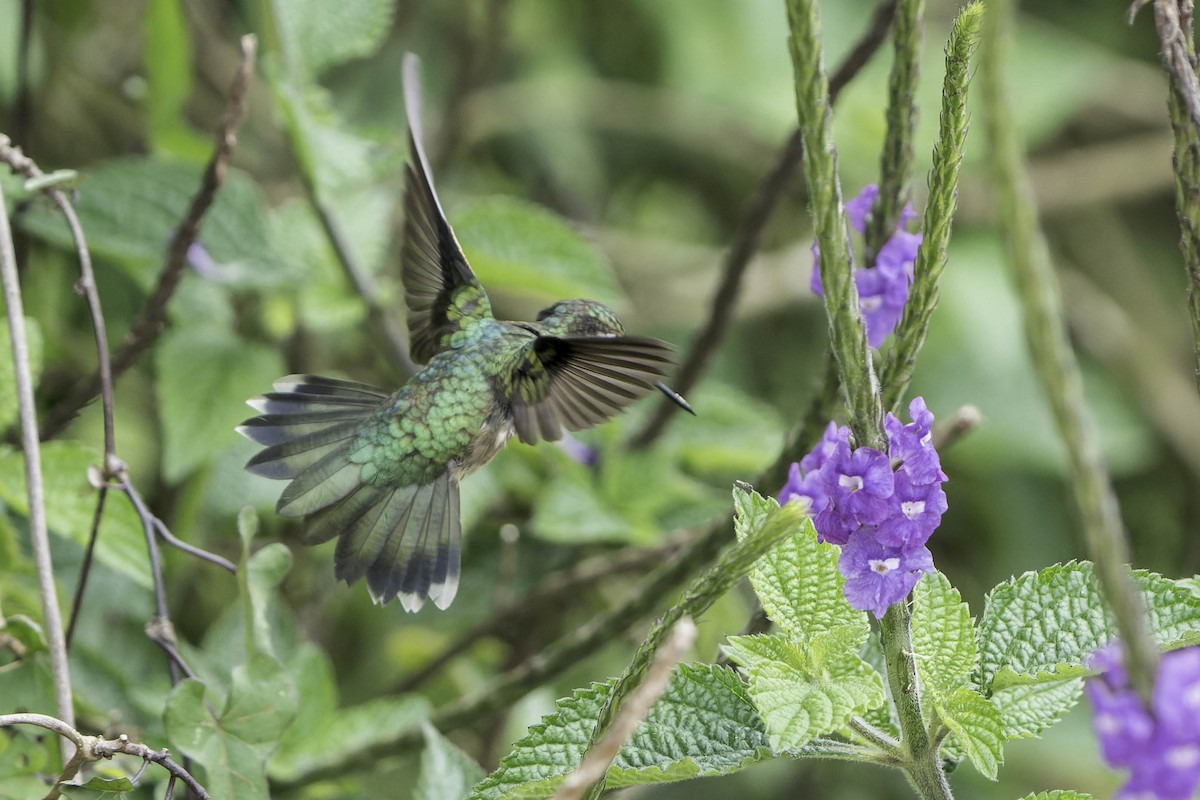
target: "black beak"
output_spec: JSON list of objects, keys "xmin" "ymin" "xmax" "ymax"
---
[{"xmin": 655, "ymin": 382, "xmax": 696, "ymax": 415}]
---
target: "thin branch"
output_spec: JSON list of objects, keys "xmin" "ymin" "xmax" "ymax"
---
[
  {"xmin": 553, "ymin": 618, "xmax": 697, "ymax": 800},
  {"xmin": 0, "ymin": 713, "xmax": 210, "ymax": 800},
  {"xmin": 0, "ymin": 170, "xmax": 75, "ymax": 764},
  {"xmin": 629, "ymin": 0, "xmax": 898, "ymax": 449},
  {"xmin": 392, "ymin": 533, "xmax": 690, "ymax": 695},
  {"xmin": 153, "ymin": 518, "xmax": 237, "ymax": 573},
  {"xmin": 40, "ymin": 34, "xmax": 258, "ymax": 440},
  {"xmin": 118, "ymin": 471, "xmax": 194, "ymax": 685},
  {"xmin": 304, "ymin": 194, "xmax": 418, "ymax": 374},
  {"xmin": 65, "ymin": 487, "xmax": 108, "ymax": 648}
]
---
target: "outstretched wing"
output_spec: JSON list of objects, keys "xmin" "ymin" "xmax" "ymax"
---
[
  {"xmin": 402, "ymin": 54, "xmax": 493, "ymax": 365},
  {"xmin": 498, "ymin": 336, "xmax": 673, "ymax": 445}
]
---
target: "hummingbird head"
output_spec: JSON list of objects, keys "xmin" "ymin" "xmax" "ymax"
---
[{"xmin": 535, "ymin": 299, "xmax": 625, "ymax": 338}]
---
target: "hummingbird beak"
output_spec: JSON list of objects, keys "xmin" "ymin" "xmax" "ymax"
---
[{"xmin": 654, "ymin": 381, "xmax": 696, "ymax": 415}]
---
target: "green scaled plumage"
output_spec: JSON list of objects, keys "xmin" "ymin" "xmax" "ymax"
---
[{"xmin": 238, "ymin": 54, "xmax": 689, "ymax": 612}]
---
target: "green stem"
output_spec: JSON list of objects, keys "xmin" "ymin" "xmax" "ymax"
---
[
  {"xmin": 577, "ymin": 494, "xmax": 811, "ymax": 799},
  {"xmin": 881, "ymin": 3, "xmax": 984, "ymax": 411},
  {"xmin": 865, "ymin": 0, "xmax": 924, "ymax": 264},
  {"xmin": 982, "ymin": 0, "xmax": 1159, "ymax": 701},
  {"xmin": 785, "ymin": 0, "xmax": 885, "ymax": 451},
  {"xmin": 880, "ymin": 604, "xmax": 951, "ymax": 799},
  {"xmin": 1153, "ymin": 0, "xmax": 1200, "ymax": 392}
]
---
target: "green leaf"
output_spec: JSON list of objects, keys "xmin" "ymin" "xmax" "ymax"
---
[
  {"xmin": 977, "ymin": 562, "xmax": 1200, "ymax": 690},
  {"xmin": 529, "ymin": 463, "xmax": 634, "ymax": 545},
  {"xmin": 662, "ymin": 382, "xmax": 784, "ymax": 476},
  {"xmin": 269, "ymin": 0, "xmax": 395, "ymax": 79},
  {"xmin": 59, "ymin": 777, "xmax": 135, "ymax": 799},
  {"xmin": 454, "ymin": 196, "xmax": 623, "ymax": 307},
  {"xmin": 18, "ymin": 157, "xmax": 295, "ymax": 289},
  {"xmin": 164, "ymin": 652, "xmax": 298, "ymax": 800},
  {"xmin": 746, "ymin": 501, "xmax": 867, "ymax": 641},
  {"xmin": 912, "ymin": 571, "xmax": 977, "ymax": 698},
  {"xmin": 467, "ymin": 664, "xmax": 774, "ymax": 800},
  {"xmin": 417, "ymin": 722, "xmax": 486, "ymax": 800},
  {"xmin": 991, "ymin": 677, "xmax": 1082, "ymax": 740},
  {"xmin": 142, "ymin": 0, "xmax": 209, "ymax": 159},
  {"xmin": 1017, "ymin": 792, "xmax": 1094, "ymax": 800},
  {"xmin": 743, "ymin": 651, "xmax": 885, "ymax": 752},
  {"xmin": 0, "ymin": 317, "xmax": 42, "ymax": 433},
  {"xmin": 242, "ymin": 542, "xmax": 293, "ymax": 659},
  {"xmin": 937, "ymin": 688, "xmax": 1005, "ymax": 780},
  {"xmin": 156, "ymin": 326, "xmax": 285, "ymax": 482},
  {"xmin": 0, "ymin": 442, "xmax": 151, "ymax": 588}
]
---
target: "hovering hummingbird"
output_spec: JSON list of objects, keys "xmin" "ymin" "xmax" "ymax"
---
[{"xmin": 239, "ymin": 55, "xmax": 692, "ymax": 612}]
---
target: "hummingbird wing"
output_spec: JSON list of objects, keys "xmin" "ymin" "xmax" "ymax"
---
[
  {"xmin": 239, "ymin": 374, "xmax": 462, "ymax": 612},
  {"xmin": 500, "ymin": 336, "xmax": 673, "ymax": 445},
  {"xmin": 402, "ymin": 54, "xmax": 493, "ymax": 365}
]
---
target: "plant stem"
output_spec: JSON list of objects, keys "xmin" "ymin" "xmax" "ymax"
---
[
  {"xmin": 982, "ymin": 0, "xmax": 1159, "ymax": 701},
  {"xmin": 865, "ymin": 0, "xmax": 923, "ymax": 264},
  {"xmin": 880, "ymin": 604, "xmax": 952, "ymax": 799},
  {"xmin": 785, "ymin": 0, "xmax": 885, "ymax": 451},
  {"xmin": 0, "ymin": 178, "xmax": 75, "ymax": 765},
  {"xmin": 881, "ymin": 4, "xmax": 984, "ymax": 411}
]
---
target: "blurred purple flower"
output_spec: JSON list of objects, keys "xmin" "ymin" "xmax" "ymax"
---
[
  {"xmin": 810, "ymin": 184, "xmax": 922, "ymax": 347},
  {"xmin": 1087, "ymin": 644, "xmax": 1200, "ymax": 800}
]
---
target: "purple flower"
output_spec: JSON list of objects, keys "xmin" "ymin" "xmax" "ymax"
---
[
  {"xmin": 825, "ymin": 445, "xmax": 894, "ymax": 526},
  {"xmin": 874, "ymin": 471, "xmax": 947, "ymax": 549},
  {"xmin": 1087, "ymin": 644, "xmax": 1200, "ymax": 800},
  {"xmin": 838, "ymin": 528, "xmax": 933, "ymax": 619},
  {"xmin": 885, "ymin": 396, "xmax": 947, "ymax": 486},
  {"xmin": 778, "ymin": 461, "xmax": 829, "ymax": 514},
  {"xmin": 810, "ymin": 184, "xmax": 923, "ymax": 347},
  {"xmin": 800, "ymin": 422, "xmax": 850, "ymax": 475}
]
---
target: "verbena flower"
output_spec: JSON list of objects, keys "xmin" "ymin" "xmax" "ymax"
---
[
  {"xmin": 874, "ymin": 471, "xmax": 947, "ymax": 549},
  {"xmin": 838, "ymin": 527, "xmax": 933, "ymax": 619},
  {"xmin": 1086, "ymin": 644, "xmax": 1200, "ymax": 800},
  {"xmin": 810, "ymin": 184, "xmax": 922, "ymax": 348},
  {"xmin": 778, "ymin": 397, "xmax": 946, "ymax": 618}
]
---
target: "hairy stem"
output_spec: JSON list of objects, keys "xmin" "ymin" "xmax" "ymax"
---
[{"xmin": 983, "ymin": 0, "xmax": 1159, "ymax": 700}]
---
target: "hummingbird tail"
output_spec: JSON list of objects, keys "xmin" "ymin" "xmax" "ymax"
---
[
  {"xmin": 239, "ymin": 374, "xmax": 462, "ymax": 612},
  {"xmin": 319, "ymin": 473, "xmax": 462, "ymax": 611}
]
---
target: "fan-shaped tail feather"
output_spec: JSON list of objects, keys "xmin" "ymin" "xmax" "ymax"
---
[{"xmin": 239, "ymin": 374, "xmax": 461, "ymax": 611}]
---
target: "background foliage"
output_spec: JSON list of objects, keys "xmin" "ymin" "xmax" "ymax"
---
[{"xmin": 1, "ymin": 0, "xmax": 1197, "ymax": 798}]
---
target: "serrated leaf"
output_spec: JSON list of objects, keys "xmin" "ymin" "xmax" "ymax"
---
[
  {"xmin": 1017, "ymin": 792, "xmax": 1094, "ymax": 800},
  {"xmin": 0, "ymin": 442, "xmax": 151, "ymax": 588},
  {"xmin": 156, "ymin": 326, "xmax": 285, "ymax": 482},
  {"xmin": 270, "ymin": 0, "xmax": 394, "ymax": 79},
  {"xmin": 0, "ymin": 317, "xmax": 42, "ymax": 433},
  {"xmin": 454, "ymin": 196, "xmax": 623, "ymax": 307},
  {"xmin": 747, "ymin": 505, "xmax": 866, "ymax": 641},
  {"xmin": 18, "ymin": 157, "xmax": 295, "ymax": 288},
  {"xmin": 991, "ymin": 677, "xmax": 1082, "ymax": 740},
  {"xmin": 937, "ymin": 688, "xmax": 1004, "ymax": 780},
  {"xmin": 468, "ymin": 664, "xmax": 773, "ymax": 800},
  {"xmin": 417, "ymin": 722, "xmax": 486, "ymax": 800},
  {"xmin": 723, "ymin": 633, "xmax": 802, "ymax": 671},
  {"xmin": 912, "ymin": 571, "xmax": 976, "ymax": 698},
  {"xmin": 746, "ymin": 654, "xmax": 885, "ymax": 752},
  {"xmin": 165, "ymin": 653, "xmax": 297, "ymax": 800},
  {"xmin": 977, "ymin": 562, "xmax": 1200, "ymax": 690}
]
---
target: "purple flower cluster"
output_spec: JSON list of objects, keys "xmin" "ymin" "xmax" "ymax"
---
[
  {"xmin": 779, "ymin": 397, "xmax": 947, "ymax": 618},
  {"xmin": 811, "ymin": 185, "xmax": 922, "ymax": 348},
  {"xmin": 1087, "ymin": 644, "xmax": 1200, "ymax": 800}
]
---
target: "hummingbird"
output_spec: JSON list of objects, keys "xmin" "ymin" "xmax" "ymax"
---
[{"xmin": 238, "ymin": 54, "xmax": 692, "ymax": 612}]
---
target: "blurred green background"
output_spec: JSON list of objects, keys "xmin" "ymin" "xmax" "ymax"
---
[{"xmin": 1, "ymin": 0, "xmax": 1197, "ymax": 797}]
